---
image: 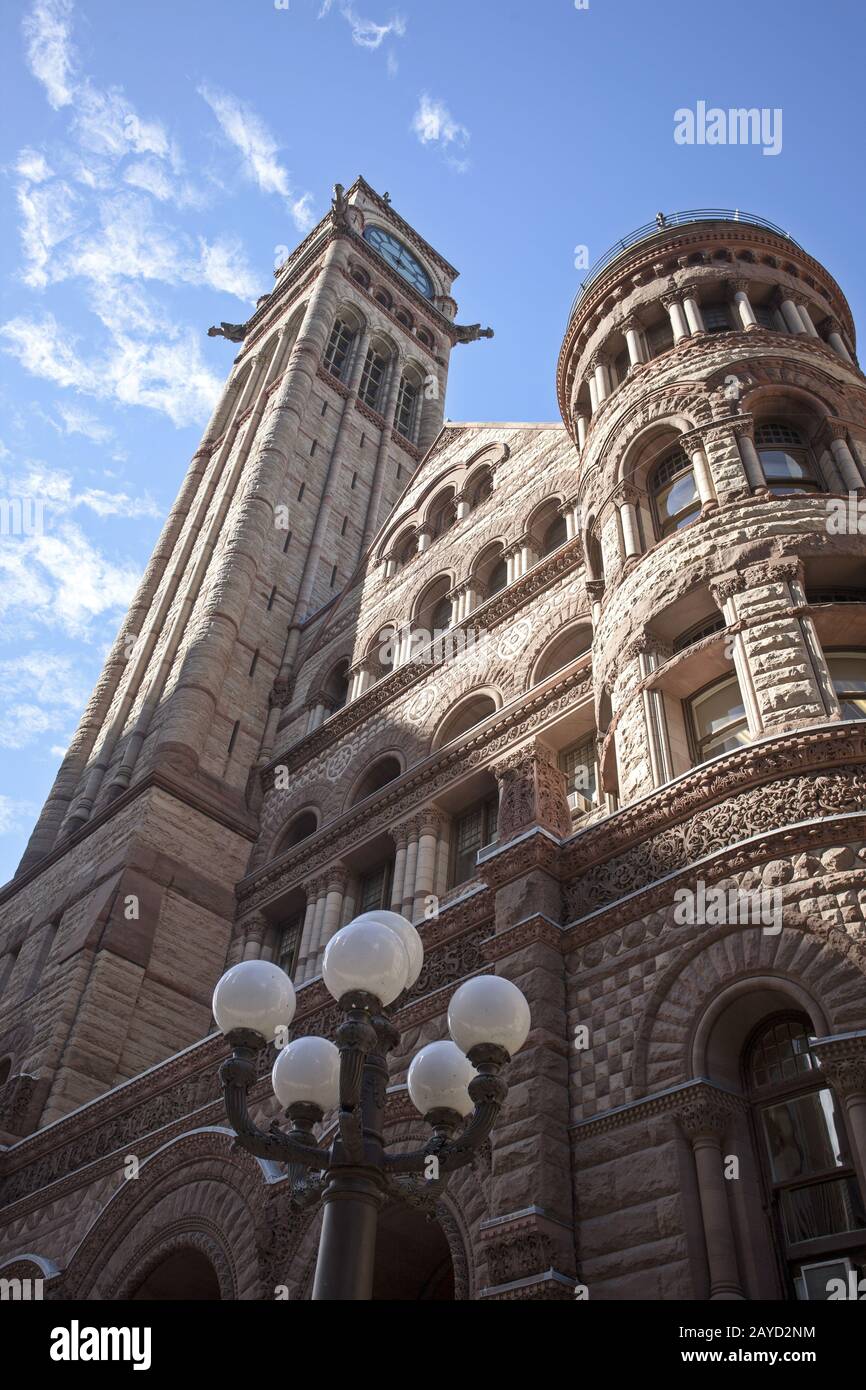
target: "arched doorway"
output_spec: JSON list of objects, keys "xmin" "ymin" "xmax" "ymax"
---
[
  {"xmin": 129, "ymin": 1247, "xmax": 222, "ymax": 1301},
  {"xmin": 372, "ymin": 1203, "xmax": 455, "ymax": 1300}
]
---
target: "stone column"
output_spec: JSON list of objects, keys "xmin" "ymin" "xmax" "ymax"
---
[
  {"xmin": 681, "ymin": 286, "xmax": 706, "ymax": 335},
  {"xmin": 400, "ymin": 822, "xmax": 420, "ymax": 918},
  {"xmin": 591, "ymin": 354, "xmax": 611, "ymax": 404},
  {"xmin": 797, "ymin": 301, "xmax": 820, "ymax": 337},
  {"xmin": 617, "ymin": 484, "xmax": 642, "ymax": 560},
  {"xmin": 574, "ymin": 412, "xmax": 588, "ymax": 451},
  {"xmin": 710, "ymin": 574, "xmax": 762, "ymax": 738},
  {"xmin": 587, "ymin": 373, "xmax": 599, "ymax": 414},
  {"xmin": 623, "ymin": 315, "xmax": 645, "ymax": 366},
  {"xmin": 300, "ymin": 878, "xmax": 330, "ymax": 983},
  {"xmin": 685, "ymin": 436, "xmax": 716, "ymax": 506},
  {"xmin": 731, "ymin": 280, "xmax": 758, "ymax": 330},
  {"xmin": 632, "ymin": 634, "xmax": 674, "ymax": 786},
  {"xmin": 492, "ymin": 740, "xmax": 572, "ymax": 842},
  {"xmin": 455, "ymin": 489, "xmax": 471, "ymax": 521},
  {"xmin": 662, "ymin": 292, "xmax": 689, "ymax": 343},
  {"xmin": 731, "ymin": 420, "xmax": 766, "ymax": 492},
  {"xmin": 677, "ymin": 1091, "xmax": 745, "ymax": 1300},
  {"xmin": 388, "ymin": 821, "xmax": 411, "ymax": 911},
  {"xmin": 778, "ymin": 295, "xmax": 807, "ymax": 335},
  {"xmin": 307, "ymin": 863, "xmax": 348, "ymax": 978},
  {"xmin": 813, "ymin": 1038, "xmax": 866, "ymax": 1199},
  {"xmin": 412, "ymin": 809, "xmax": 445, "ymax": 922},
  {"xmin": 297, "ymin": 878, "xmax": 325, "ymax": 978},
  {"xmin": 825, "ymin": 424, "xmax": 864, "ymax": 490},
  {"xmin": 586, "ymin": 579, "xmax": 604, "ymax": 626},
  {"xmin": 824, "ymin": 318, "xmax": 854, "ymax": 364},
  {"xmin": 416, "ymin": 523, "xmax": 434, "ymax": 554}
]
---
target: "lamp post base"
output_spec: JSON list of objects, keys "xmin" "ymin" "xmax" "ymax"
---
[{"xmin": 311, "ymin": 1168, "xmax": 386, "ymax": 1301}]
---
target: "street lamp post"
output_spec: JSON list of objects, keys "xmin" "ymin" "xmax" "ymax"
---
[{"xmin": 213, "ymin": 910, "xmax": 530, "ymax": 1301}]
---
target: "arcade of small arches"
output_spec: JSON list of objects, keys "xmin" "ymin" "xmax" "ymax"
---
[{"xmin": 566, "ymin": 249, "xmax": 856, "ymax": 451}]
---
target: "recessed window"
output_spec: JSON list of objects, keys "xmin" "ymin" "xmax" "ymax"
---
[
  {"xmin": 672, "ymin": 614, "xmax": 726, "ymax": 654},
  {"xmin": 702, "ymin": 303, "xmax": 733, "ymax": 333},
  {"xmin": 359, "ymin": 859, "xmax": 395, "ymax": 913},
  {"xmin": 428, "ymin": 494, "xmax": 456, "ymax": 540},
  {"xmin": 375, "ymin": 288, "xmax": 392, "ymax": 311},
  {"xmin": 352, "ymin": 756, "xmax": 401, "ymax": 804},
  {"xmin": 277, "ymin": 915, "xmax": 303, "ymax": 977},
  {"xmin": 651, "ymin": 447, "xmax": 701, "ymax": 536},
  {"xmin": 467, "ymin": 470, "xmax": 492, "ymax": 509},
  {"xmin": 688, "ymin": 675, "xmax": 750, "ymax": 762},
  {"xmin": 417, "ymin": 327, "xmax": 434, "ymax": 349},
  {"xmin": 827, "ymin": 651, "xmax": 866, "ymax": 719},
  {"xmin": 541, "ymin": 513, "xmax": 568, "ymax": 556},
  {"xmin": 395, "ymin": 308, "xmax": 413, "ymax": 330},
  {"xmin": 745, "ymin": 1016, "xmax": 866, "ymax": 1293},
  {"xmin": 395, "ymin": 375, "xmax": 420, "ymax": 440},
  {"xmin": 646, "ymin": 321, "xmax": 674, "ymax": 357},
  {"xmin": 754, "ymin": 305, "xmax": 777, "ymax": 330},
  {"xmin": 451, "ymin": 797, "xmax": 498, "ymax": 887},
  {"xmin": 359, "ymin": 346, "xmax": 388, "ymax": 411},
  {"xmin": 559, "ymin": 736, "xmax": 598, "ymax": 812},
  {"xmin": 324, "ymin": 317, "xmax": 356, "ymax": 381},
  {"xmin": 487, "ymin": 556, "xmax": 507, "ymax": 595},
  {"xmin": 755, "ymin": 423, "xmax": 823, "ymax": 495}
]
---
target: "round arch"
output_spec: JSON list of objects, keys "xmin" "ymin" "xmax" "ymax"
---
[{"xmin": 431, "ymin": 688, "xmax": 500, "ymax": 750}]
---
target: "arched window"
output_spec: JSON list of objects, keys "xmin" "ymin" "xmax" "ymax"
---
[
  {"xmin": 687, "ymin": 674, "xmax": 750, "ymax": 762},
  {"xmin": 276, "ymin": 909, "xmax": 303, "ymax": 976},
  {"xmin": 352, "ymin": 756, "xmax": 401, "ymax": 805},
  {"xmin": 744, "ymin": 1015, "xmax": 866, "ymax": 1295},
  {"xmin": 393, "ymin": 532, "xmax": 417, "ymax": 570},
  {"xmin": 541, "ymin": 512, "xmax": 568, "ymax": 556},
  {"xmin": 414, "ymin": 576, "xmax": 453, "ymax": 640},
  {"xmin": 826, "ymin": 650, "xmax": 866, "ymax": 719},
  {"xmin": 533, "ymin": 623, "xmax": 592, "ymax": 683},
  {"xmin": 701, "ymin": 302, "xmax": 734, "ymax": 333},
  {"xmin": 375, "ymin": 287, "xmax": 393, "ymax": 311},
  {"xmin": 435, "ymin": 693, "xmax": 497, "ymax": 748},
  {"xmin": 351, "ymin": 266, "xmax": 370, "ymax": 290},
  {"xmin": 281, "ymin": 810, "xmax": 318, "ymax": 850},
  {"xmin": 324, "ymin": 659, "xmax": 350, "ymax": 713},
  {"xmin": 395, "ymin": 371, "xmax": 421, "ymax": 441},
  {"xmin": 395, "ymin": 308, "xmax": 413, "ymax": 330},
  {"xmin": 359, "ymin": 342, "xmax": 390, "ymax": 411},
  {"xmin": 417, "ymin": 327, "xmax": 434, "ymax": 349},
  {"xmin": 427, "ymin": 491, "xmax": 456, "ymax": 540},
  {"xmin": 755, "ymin": 423, "xmax": 823, "ymax": 495},
  {"xmin": 466, "ymin": 469, "xmax": 492, "ymax": 510},
  {"xmin": 650, "ymin": 447, "xmax": 701, "ymax": 537},
  {"xmin": 488, "ymin": 555, "xmax": 507, "ymax": 595},
  {"xmin": 358, "ymin": 857, "xmax": 395, "ymax": 913},
  {"xmin": 324, "ymin": 315, "xmax": 357, "ymax": 382}
]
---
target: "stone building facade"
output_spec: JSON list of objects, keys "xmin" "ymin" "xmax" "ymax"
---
[{"xmin": 1, "ymin": 187, "xmax": 866, "ymax": 1301}]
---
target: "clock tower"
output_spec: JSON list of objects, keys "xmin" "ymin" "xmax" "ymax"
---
[{"xmin": 0, "ymin": 177, "xmax": 486, "ymax": 1133}]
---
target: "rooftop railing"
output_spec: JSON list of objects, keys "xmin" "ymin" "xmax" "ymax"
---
[{"xmin": 566, "ymin": 209, "xmax": 799, "ymax": 328}]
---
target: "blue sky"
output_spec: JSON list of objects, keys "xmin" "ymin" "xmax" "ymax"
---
[{"xmin": 0, "ymin": 0, "xmax": 864, "ymax": 885}]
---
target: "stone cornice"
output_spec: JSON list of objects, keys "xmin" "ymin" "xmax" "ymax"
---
[{"xmin": 571, "ymin": 1078, "xmax": 745, "ymax": 1140}]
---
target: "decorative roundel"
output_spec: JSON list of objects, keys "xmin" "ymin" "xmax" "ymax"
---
[
  {"xmin": 497, "ymin": 617, "xmax": 533, "ymax": 660},
  {"xmin": 363, "ymin": 225, "xmax": 434, "ymax": 299}
]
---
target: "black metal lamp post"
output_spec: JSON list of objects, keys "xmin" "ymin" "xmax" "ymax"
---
[{"xmin": 213, "ymin": 911, "xmax": 530, "ymax": 1301}]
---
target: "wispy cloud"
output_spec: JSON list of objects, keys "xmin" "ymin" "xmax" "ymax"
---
[
  {"xmin": 341, "ymin": 6, "xmax": 405, "ymax": 48},
  {"xmin": 0, "ymin": 653, "xmax": 89, "ymax": 750},
  {"xmin": 23, "ymin": 0, "xmax": 76, "ymax": 109},
  {"xmin": 0, "ymin": 794, "xmax": 40, "ymax": 834},
  {"xmin": 0, "ymin": 519, "xmax": 141, "ymax": 642},
  {"xmin": 198, "ymin": 83, "xmax": 315, "ymax": 232},
  {"xmin": 411, "ymin": 93, "xmax": 471, "ymax": 171},
  {"xmin": 1, "ymin": 310, "xmax": 222, "ymax": 429}
]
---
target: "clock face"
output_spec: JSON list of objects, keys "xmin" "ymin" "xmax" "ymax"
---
[{"xmin": 363, "ymin": 225, "xmax": 434, "ymax": 299}]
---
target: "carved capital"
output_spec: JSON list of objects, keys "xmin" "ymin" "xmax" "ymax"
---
[
  {"xmin": 676, "ymin": 1087, "xmax": 741, "ymax": 1141},
  {"xmin": 492, "ymin": 740, "xmax": 571, "ymax": 840},
  {"xmin": 813, "ymin": 1035, "xmax": 866, "ymax": 1099}
]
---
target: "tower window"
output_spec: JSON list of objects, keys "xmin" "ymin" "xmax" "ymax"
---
[
  {"xmin": 646, "ymin": 321, "xmax": 674, "ymax": 357},
  {"xmin": 702, "ymin": 303, "xmax": 733, "ymax": 333},
  {"xmin": 321, "ymin": 400, "xmax": 328, "ymax": 417},
  {"xmin": 417, "ymin": 327, "xmax": 434, "ymax": 349},
  {"xmin": 827, "ymin": 651, "xmax": 866, "ymax": 719},
  {"xmin": 227, "ymin": 720, "xmax": 240, "ymax": 755},
  {"xmin": 395, "ymin": 374, "xmax": 420, "ymax": 440},
  {"xmin": 360, "ymin": 434, "xmax": 366, "ymax": 449},
  {"xmin": 283, "ymin": 530, "xmax": 292, "ymax": 553},
  {"xmin": 248, "ymin": 649, "xmax": 259, "ymax": 677},
  {"xmin": 297, "ymin": 482, "xmax": 306, "ymax": 502},
  {"xmin": 340, "ymin": 516, "xmax": 348, "ymax": 536},
  {"xmin": 324, "ymin": 316, "xmax": 356, "ymax": 381},
  {"xmin": 359, "ymin": 346, "xmax": 388, "ymax": 411},
  {"xmin": 687, "ymin": 674, "xmax": 750, "ymax": 763},
  {"xmin": 395, "ymin": 308, "xmax": 413, "ymax": 330},
  {"xmin": 330, "ymin": 564, "xmax": 338, "ymax": 587},
  {"xmin": 754, "ymin": 305, "xmax": 777, "ymax": 329},
  {"xmin": 267, "ymin": 585, "xmax": 277, "ymax": 610},
  {"xmin": 351, "ymin": 472, "xmax": 358, "ymax": 489},
  {"xmin": 650, "ymin": 447, "xmax": 701, "ymax": 536},
  {"xmin": 310, "ymin": 439, "xmax": 317, "ymax": 456},
  {"xmin": 375, "ymin": 288, "xmax": 392, "ymax": 311},
  {"xmin": 755, "ymin": 423, "xmax": 823, "ymax": 495}
]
